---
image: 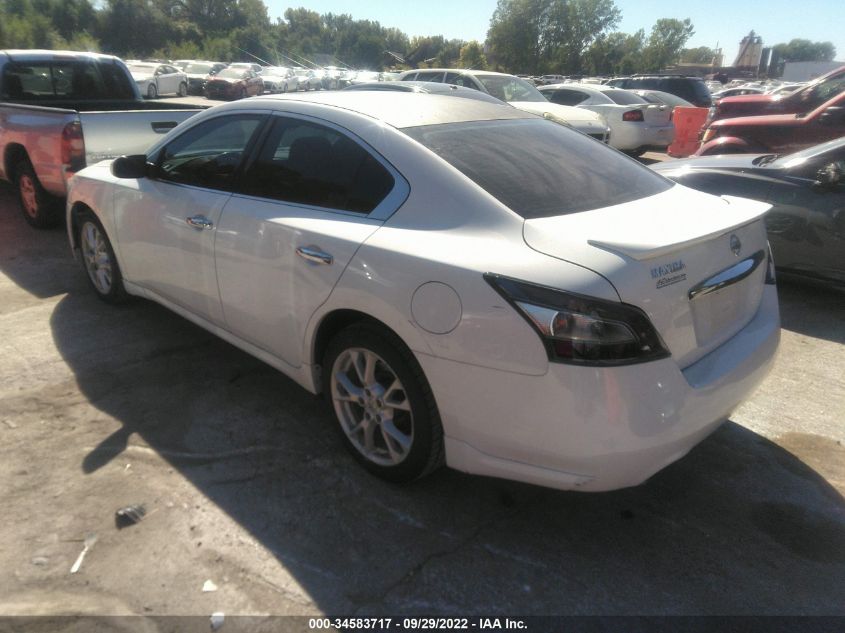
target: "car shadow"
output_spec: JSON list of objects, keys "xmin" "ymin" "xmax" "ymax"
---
[
  {"xmin": 0, "ymin": 183, "xmax": 81, "ymax": 302},
  {"xmin": 45, "ymin": 287, "xmax": 845, "ymax": 615},
  {"xmin": 776, "ymin": 276, "xmax": 845, "ymax": 344}
]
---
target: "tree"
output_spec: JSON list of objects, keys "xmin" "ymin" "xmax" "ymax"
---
[
  {"xmin": 773, "ymin": 38, "xmax": 836, "ymax": 62},
  {"xmin": 641, "ymin": 18, "xmax": 694, "ymax": 71},
  {"xmin": 681, "ymin": 45, "xmax": 717, "ymax": 64},
  {"xmin": 459, "ymin": 41, "xmax": 487, "ymax": 69},
  {"xmin": 585, "ymin": 30, "xmax": 643, "ymax": 75},
  {"xmin": 487, "ymin": 0, "xmax": 620, "ymax": 74}
]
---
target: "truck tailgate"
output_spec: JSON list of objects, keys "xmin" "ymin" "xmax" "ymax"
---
[{"xmin": 79, "ymin": 109, "xmax": 200, "ymax": 164}]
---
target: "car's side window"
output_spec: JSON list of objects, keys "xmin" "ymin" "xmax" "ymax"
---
[
  {"xmin": 156, "ymin": 114, "xmax": 265, "ymax": 191},
  {"xmin": 445, "ymin": 73, "xmax": 477, "ymax": 89},
  {"xmin": 241, "ymin": 117, "xmax": 395, "ymax": 214},
  {"xmin": 416, "ymin": 71, "xmax": 444, "ymax": 83},
  {"xmin": 548, "ymin": 89, "xmax": 589, "ymax": 106}
]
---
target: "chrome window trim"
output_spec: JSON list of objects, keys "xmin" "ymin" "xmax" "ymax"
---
[{"xmin": 229, "ymin": 110, "xmax": 410, "ymax": 221}]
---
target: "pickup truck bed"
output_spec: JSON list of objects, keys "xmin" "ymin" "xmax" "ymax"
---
[{"xmin": 0, "ymin": 49, "xmax": 204, "ymax": 227}]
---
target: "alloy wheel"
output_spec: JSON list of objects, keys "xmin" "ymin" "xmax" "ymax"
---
[
  {"xmin": 80, "ymin": 221, "xmax": 113, "ymax": 295},
  {"xmin": 331, "ymin": 348, "xmax": 414, "ymax": 466}
]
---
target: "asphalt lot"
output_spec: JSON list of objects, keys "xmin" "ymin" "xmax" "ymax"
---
[{"xmin": 0, "ymin": 154, "xmax": 844, "ymax": 621}]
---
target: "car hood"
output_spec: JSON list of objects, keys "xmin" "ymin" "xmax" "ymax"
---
[
  {"xmin": 651, "ymin": 154, "xmax": 764, "ymax": 174},
  {"xmin": 207, "ymin": 77, "xmax": 237, "ymax": 84},
  {"xmin": 717, "ymin": 93, "xmax": 776, "ymax": 106},
  {"xmin": 711, "ymin": 113, "xmax": 800, "ymax": 128},
  {"xmin": 512, "ymin": 101, "xmax": 604, "ymax": 124}
]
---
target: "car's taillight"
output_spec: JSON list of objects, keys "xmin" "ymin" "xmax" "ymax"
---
[
  {"xmin": 61, "ymin": 121, "xmax": 85, "ymax": 172},
  {"xmin": 485, "ymin": 274, "xmax": 670, "ymax": 366},
  {"xmin": 622, "ymin": 110, "xmax": 644, "ymax": 122}
]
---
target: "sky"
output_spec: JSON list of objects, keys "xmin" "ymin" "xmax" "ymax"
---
[{"xmin": 263, "ymin": 0, "xmax": 845, "ymax": 67}]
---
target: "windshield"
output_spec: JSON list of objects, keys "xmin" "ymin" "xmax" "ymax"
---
[
  {"xmin": 128, "ymin": 64, "xmax": 156, "ymax": 74},
  {"xmin": 216, "ymin": 68, "xmax": 243, "ymax": 79},
  {"xmin": 184, "ymin": 63, "xmax": 213, "ymax": 74},
  {"xmin": 475, "ymin": 75, "xmax": 546, "ymax": 103},
  {"xmin": 404, "ymin": 119, "xmax": 672, "ymax": 219},
  {"xmin": 603, "ymin": 89, "xmax": 648, "ymax": 105},
  {"xmin": 789, "ymin": 73, "xmax": 845, "ymax": 111}
]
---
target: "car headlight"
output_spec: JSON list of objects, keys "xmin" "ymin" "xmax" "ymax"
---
[{"xmin": 485, "ymin": 274, "xmax": 670, "ymax": 366}]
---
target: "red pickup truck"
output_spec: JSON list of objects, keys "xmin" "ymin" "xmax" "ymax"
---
[
  {"xmin": 709, "ymin": 65, "xmax": 845, "ymax": 122},
  {"xmin": 697, "ymin": 90, "xmax": 845, "ymax": 155}
]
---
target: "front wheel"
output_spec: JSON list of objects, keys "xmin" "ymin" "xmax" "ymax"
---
[
  {"xmin": 147, "ymin": 83, "xmax": 157, "ymax": 99},
  {"xmin": 77, "ymin": 211, "xmax": 128, "ymax": 304},
  {"xmin": 16, "ymin": 159, "xmax": 59, "ymax": 228},
  {"xmin": 177, "ymin": 82, "xmax": 187, "ymax": 97},
  {"xmin": 324, "ymin": 323, "xmax": 444, "ymax": 483}
]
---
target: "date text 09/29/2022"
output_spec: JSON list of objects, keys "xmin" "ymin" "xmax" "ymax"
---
[{"xmin": 308, "ymin": 617, "xmax": 527, "ymax": 630}]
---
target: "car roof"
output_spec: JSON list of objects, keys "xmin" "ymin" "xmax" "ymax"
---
[
  {"xmin": 1, "ymin": 49, "xmax": 122, "ymax": 63},
  {"xmin": 346, "ymin": 81, "xmax": 505, "ymax": 104},
  {"xmin": 401, "ymin": 68, "xmax": 519, "ymax": 79},
  {"xmin": 251, "ymin": 92, "xmax": 531, "ymax": 128}
]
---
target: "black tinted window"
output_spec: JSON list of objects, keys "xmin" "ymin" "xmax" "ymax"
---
[
  {"xmin": 242, "ymin": 117, "xmax": 395, "ymax": 214},
  {"xmin": 602, "ymin": 89, "xmax": 648, "ymax": 105},
  {"xmin": 545, "ymin": 89, "xmax": 589, "ymax": 106},
  {"xmin": 158, "ymin": 115, "xmax": 264, "ymax": 190},
  {"xmin": 1, "ymin": 60, "xmax": 135, "ymax": 100},
  {"xmin": 404, "ymin": 119, "xmax": 672, "ymax": 219}
]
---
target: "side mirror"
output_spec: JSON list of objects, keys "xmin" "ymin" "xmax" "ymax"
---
[
  {"xmin": 818, "ymin": 106, "xmax": 845, "ymax": 126},
  {"xmin": 111, "ymin": 155, "xmax": 149, "ymax": 179},
  {"xmin": 815, "ymin": 161, "xmax": 843, "ymax": 188}
]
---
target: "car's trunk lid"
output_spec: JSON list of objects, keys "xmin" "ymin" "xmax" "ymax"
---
[{"xmin": 522, "ymin": 185, "xmax": 771, "ymax": 368}]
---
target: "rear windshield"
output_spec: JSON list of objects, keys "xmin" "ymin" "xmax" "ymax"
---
[
  {"xmin": 404, "ymin": 119, "xmax": 672, "ymax": 219},
  {"xmin": 1, "ymin": 60, "xmax": 135, "ymax": 100},
  {"xmin": 602, "ymin": 89, "xmax": 648, "ymax": 105},
  {"xmin": 475, "ymin": 75, "xmax": 546, "ymax": 103}
]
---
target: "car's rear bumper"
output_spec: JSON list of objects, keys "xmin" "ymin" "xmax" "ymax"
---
[{"xmin": 419, "ymin": 285, "xmax": 780, "ymax": 492}]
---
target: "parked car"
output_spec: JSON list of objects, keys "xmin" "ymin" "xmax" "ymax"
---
[
  {"xmin": 260, "ymin": 66, "xmax": 297, "ymax": 93},
  {"xmin": 127, "ymin": 62, "xmax": 188, "ymax": 99},
  {"xmin": 697, "ymin": 90, "xmax": 845, "ymax": 155},
  {"xmin": 709, "ymin": 66, "xmax": 845, "ymax": 123},
  {"xmin": 182, "ymin": 61, "xmax": 227, "ymax": 95},
  {"xmin": 343, "ymin": 80, "xmax": 506, "ymax": 104},
  {"xmin": 605, "ymin": 75, "xmax": 713, "ymax": 108},
  {"xmin": 653, "ymin": 138, "xmax": 845, "ymax": 286},
  {"xmin": 293, "ymin": 68, "xmax": 322, "ymax": 91},
  {"xmin": 227, "ymin": 62, "xmax": 264, "ymax": 75},
  {"xmin": 204, "ymin": 67, "xmax": 263, "ymax": 100},
  {"xmin": 65, "ymin": 92, "xmax": 779, "ymax": 492},
  {"xmin": 0, "ymin": 49, "xmax": 202, "ymax": 227},
  {"xmin": 172, "ymin": 59, "xmax": 193, "ymax": 70},
  {"xmin": 631, "ymin": 89, "xmax": 694, "ymax": 109},
  {"xmin": 538, "ymin": 83, "xmax": 674, "ymax": 155},
  {"xmin": 398, "ymin": 68, "xmax": 610, "ymax": 142}
]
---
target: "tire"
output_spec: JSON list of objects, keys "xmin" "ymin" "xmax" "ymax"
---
[
  {"xmin": 238, "ymin": 87, "xmax": 246, "ymax": 100},
  {"xmin": 15, "ymin": 159, "xmax": 60, "ymax": 229},
  {"xmin": 76, "ymin": 210, "xmax": 128, "ymax": 304},
  {"xmin": 281, "ymin": 83, "xmax": 288, "ymax": 93},
  {"xmin": 147, "ymin": 83, "xmax": 157, "ymax": 99},
  {"xmin": 324, "ymin": 323, "xmax": 444, "ymax": 483},
  {"xmin": 177, "ymin": 82, "xmax": 187, "ymax": 97}
]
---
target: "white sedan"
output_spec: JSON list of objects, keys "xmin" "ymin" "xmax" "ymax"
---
[
  {"xmin": 127, "ymin": 62, "xmax": 188, "ymax": 99},
  {"xmin": 539, "ymin": 83, "xmax": 675, "ymax": 155},
  {"xmin": 66, "ymin": 93, "xmax": 779, "ymax": 492}
]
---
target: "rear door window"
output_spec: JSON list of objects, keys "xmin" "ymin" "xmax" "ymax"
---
[{"xmin": 241, "ymin": 117, "xmax": 395, "ymax": 214}]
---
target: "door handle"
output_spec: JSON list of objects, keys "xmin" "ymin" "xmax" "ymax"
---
[
  {"xmin": 296, "ymin": 246, "xmax": 333, "ymax": 265},
  {"xmin": 186, "ymin": 215, "xmax": 214, "ymax": 230}
]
